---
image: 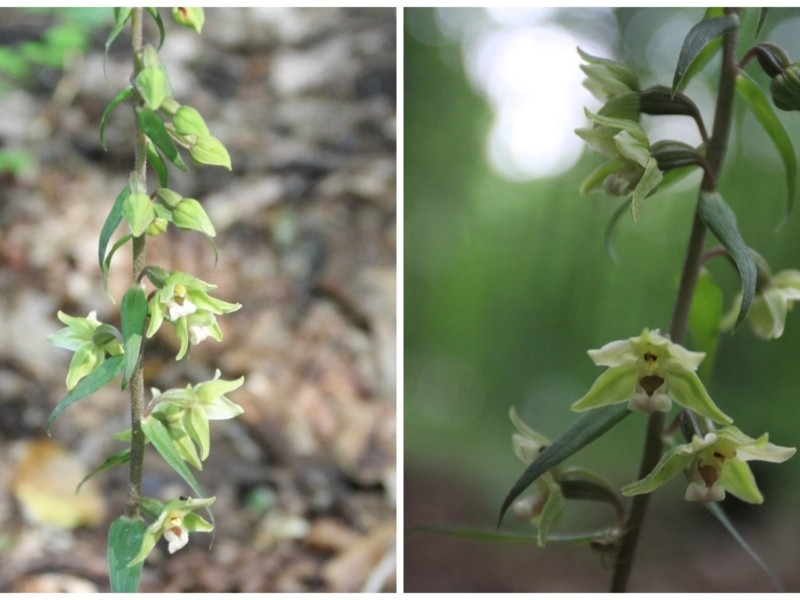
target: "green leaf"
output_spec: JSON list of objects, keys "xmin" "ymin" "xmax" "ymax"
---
[
  {"xmin": 99, "ymin": 187, "xmax": 129, "ymax": 284},
  {"xmin": 735, "ymin": 72, "xmax": 796, "ymax": 227},
  {"xmin": 406, "ymin": 525, "xmax": 597, "ymax": 546},
  {"xmin": 108, "ymin": 516, "xmax": 146, "ymax": 593},
  {"xmin": 604, "ymin": 199, "xmax": 631, "ymax": 264},
  {"xmin": 698, "ymin": 191, "xmax": 757, "ymax": 329},
  {"xmin": 47, "ymin": 355, "xmax": 124, "ymax": 433},
  {"xmin": 121, "ymin": 286, "xmax": 147, "ymax": 389},
  {"xmin": 99, "ymin": 86, "xmax": 133, "ymax": 150},
  {"xmin": 705, "ymin": 502, "xmax": 784, "ymax": 591},
  {"xmin": 673, "ymin": 14, "xmax": 739, "ymax": 95},
  {"xmin": 141, "ymin": 416, "xmax": 204, "ymax": 498},
  {"xmin": 145, "ymin": 7, "xmax": 165, "ymax": 49},
  {"xmin": 77, "ymin": 449, "xmax": 130, "ymax": 493},
  {"xmin": 135, "ymin": 107, "xmax": 187, "ymax": 171},
  {"xmin": 755, "ymin": 8, "xmax": 769, "ymax": 38},
  {"xmin": 688, "ymin": 271, "xmax": 723, "ymax": 381},
  {"xmin": 498, "ymin": 404, "xmax": 631, "ymax": 527},
  {"xmin": 146, "ymin": 140, "xmax": 169, "ymax": 188},
  {"xmin": 105, "ymin": 8, "xmax": 132, "ymax": 75},
  {"xmin": 103, "ymin": 234, "xmax": 133, "ymax": 287}
]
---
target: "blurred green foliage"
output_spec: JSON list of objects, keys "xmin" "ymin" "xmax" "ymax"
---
[
  {"xmin": 405, "ymin": 7, "xmax": 800, "ymax": 518},
  {"xmin": 0, "ymin": 8, "xmax": 111, "ymax": 176}
]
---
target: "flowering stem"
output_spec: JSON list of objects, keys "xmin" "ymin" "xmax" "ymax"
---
[
  {"xmin": 610, "ymin": 10, "xmax": 740, "ymax": 592},
  {"xmin": 125, "ymin": 6, "xmax": 147, "ymax": 520}
]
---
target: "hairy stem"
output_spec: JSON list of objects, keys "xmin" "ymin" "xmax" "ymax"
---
[
  {"xmin": 610, "ymin": 11, "xmax": 740, "ymax": 592},
  {"xmin": 125, "ymin": 6, "xmax": 147, "ymax": 520}
]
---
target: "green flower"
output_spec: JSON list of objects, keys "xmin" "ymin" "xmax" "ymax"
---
[
  {"xmin": 578, "ymin": 48, "xmax": 639, "ymax": 103},
  {"xmin": 575, "ymin": 110, "xmax": 663, "ymax": 221},
  {"xmin": 128, "ymin": 496, "xmax": 215, "ymax": 566},
  {"xmin": 572, "ymin": 329, "xmax": 732, "ymax": 424},
  {"xmin": 509, "ymin": 407, "xmax": 564, "ymax": 547},
  {"xmin": 622, "ymin": 426, "xmax": 795, "ymax": 504},
  {"xmin": 722, "ymin": 269, "xmax": 800, "ymax": 339},
  {"xmin": 151, "ymin": 370, "xmax": 245, "ymax": 462},
  {"xmin": 48, "ymin": 311, "xmax": 123, "ymax": 390},
  {"xmin": 146, "ymin": 270, "xmax": 241, "ymax": 360}
]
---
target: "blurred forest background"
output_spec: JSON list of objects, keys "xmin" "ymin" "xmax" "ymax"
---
[
  {"xmin": 0, "ymin": 7, "xmax": 396, "ymax": 592},
  {"xmin": 405, "ymin": 7, "xmax": 800, "ymax": 592}
]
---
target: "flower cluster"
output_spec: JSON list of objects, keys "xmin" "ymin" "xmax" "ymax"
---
[
  {"xmin": 576, "ymin": 49, "xmax": 663, "ymax": 220},
  {"xmin": 571, "ymin": 329, "xmax": 795, "ymax": 505}
]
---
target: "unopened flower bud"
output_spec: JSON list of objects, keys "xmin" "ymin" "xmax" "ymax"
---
[
  {"xmin": 172, "ymin": 7, "xmax": 205, "ymax": 33},
  {"xmin": 173, "ymin": 106, "xmax": 210, "ymax": 137},
  {"xmin": 771, "ymin": 64, "xmax": 800, "ymax": 111},
  {"xmin": 146, "ymin": 217, "xmax": 169, "ymax": 236}
]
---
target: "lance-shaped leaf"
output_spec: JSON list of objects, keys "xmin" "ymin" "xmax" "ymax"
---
[
  {"xmin": 135, "ymin": 107, "xmax": 187, "ymax": 171},
  {"xmin": 673, "ymin": 14, "xmax": 739, "ymax": 96},
  {"xmin": 736, "ymin": 71, "xmax": 796, "ymax": 226},
  {"xmin": 146, "ymin": 140, "xmax": 169, "ymax": 188},
  {"xmin": 141, "ymin": 415, "xmax": 204, "ymax": 498},
  {"xmin": 108, "ymin": 516, "xmax": 146, "ymax": 593},
  {"xmin": 99, "ymin": 86, "xmax": 133, "ymax": 150},
  {"xmin": 105, "ymin": 8, "xmax": 132, "ymax": 74},
  {"xmin": 408, "ymin": 525, "xmax": 605, "ymax": 546},
  {"xmin": 706, "ymin": 502, "xmax": 784, "ymax": 591},
  {"xmin": 98, "ymin": 187, "xmax": 129, "ymax": 291},
  {"xmin": 698, "ymin": 191, "xmax": 756, "ymax": 329},
  {"xmin": 77, "ymin": 449, "xmax": 130, "ymax": 493},
  {"xmin": 498, "ymin": 404, "xmax": 631, "ymax": 527},
  {"xmin": 146, "ymin": 7, "xmax": 165, "ymax": 49},
  {"xmin": 755, "ymin": 8, "xmax": 769, "ymax": 38},
  {"xmin": 688, "ymin": 271, "xmax": 723, "ymax": 381},
  {"xmin": 47, "ymin": 355, "xmax": 124, "ymax": 433},
  {"xmin": 121, "ymin": 286, "xmax": 147, "ymax": 389}
]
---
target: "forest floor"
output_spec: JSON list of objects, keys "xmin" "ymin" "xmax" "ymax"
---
[{"xmin": 0, "ymin": 7, "xmax": 396, "ymax": 593}]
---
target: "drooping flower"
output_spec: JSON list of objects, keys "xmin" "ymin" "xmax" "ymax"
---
[
  {"xmin": 575, "ymin": 110, "xmax": 663, "ymax": 221},
  {"xmin": 509, "ymin": 407, "xmax": 564, "ymax": 547},
  {"xmin": 722, "ymin": 268, "xmax": 800, "ymax": 339},
  {"xmin": 150, "ymin": 370, "xmax": 245, "ymax": 462},
  {"xmin": 572, "ymin": 328, "xmax": 732, "ymax": 424},
  {"xmin": 47, "ymin": 311, "xmax": 124, "ymax": 390},
  {"xmin": 622, "ymin": 426, "xmax": 795, "ymax": 504},
  {"xmin": 128, "ymin": 496, "xmax": 215, "ymax": 565},
  {"xmin": 146, "ymin": 270, "xmax": 240, "ymax": 359}
]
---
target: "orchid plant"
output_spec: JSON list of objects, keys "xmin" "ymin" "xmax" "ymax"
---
[
  {"xmin": 499, "ymin": 8, "xmax": 798, "ymax": 592},
  {"xmin": 46, "ymin": 8, "xmax": 243, "ymax": 592}
]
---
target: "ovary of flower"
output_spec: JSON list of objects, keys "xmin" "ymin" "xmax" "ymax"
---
[
  {"xmin": 163, "ymin": 511, "xmax": 189, "ymax": 553},
  {"xmin": 168, "ymin": 296, "xmax": 197, "ymax": 320}
]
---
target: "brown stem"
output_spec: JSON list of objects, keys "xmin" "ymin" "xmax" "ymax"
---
[
  {"xmin": 609, "ymin": 9, "xmax": 740, "ymax": 592},
  {"xmin": 125, "ymin": 7, "xmax": 147, "ymax": 520}
]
